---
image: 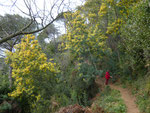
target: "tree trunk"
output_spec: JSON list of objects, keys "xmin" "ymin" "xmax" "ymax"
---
[{"xmin": 9, "ymin": 65, "xmax": 13, "ymax": 88}]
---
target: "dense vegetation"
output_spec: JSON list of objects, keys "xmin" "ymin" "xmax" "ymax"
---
[
  {"xmin": 94, "ymin": 86, "xmax": 126, "ymax": 113},
  {"xmin": 0, "ymin": 0, "xmax": 150, "ymax": 113}
]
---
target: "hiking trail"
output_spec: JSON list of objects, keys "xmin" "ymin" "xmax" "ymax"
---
[{"xmin": 110, "ymin": 84, "xmax": 140, "ymax": 113}]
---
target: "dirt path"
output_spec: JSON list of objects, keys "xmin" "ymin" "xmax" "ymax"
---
[{"xmin": 110, "ymin": 84, "xmax": 140, "ymax": 113}]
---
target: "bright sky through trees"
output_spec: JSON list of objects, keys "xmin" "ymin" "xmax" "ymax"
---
[
  {"xmin": 0, "ymin": 0, "xmax": 84, "ymax": 16},
  {"xmin": 0, "ymin": 0, "xmax": 85, "ymax": 35}
]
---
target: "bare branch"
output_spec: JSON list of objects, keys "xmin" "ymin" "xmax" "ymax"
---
[
  {"xmin": 0, "ymin": 19, "xmax": 33, "ymax": 44},
  {"xmin": 10, "ymin": 0, "xmax": 18, "ymax": 9},
  {"xmin": 57, "ymin": 0, "xmax": 65, "ymax": 14},
  {"xmin": 0, "ymin": 0, "xmax": 82, "ymax": 45},
  {"xmin": 0, "ymin": 15, "xmax": 61, "ymax": 44}
]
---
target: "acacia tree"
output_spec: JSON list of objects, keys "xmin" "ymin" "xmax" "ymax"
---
[
  {"xmin": 0, "ymin": 14, "xmax": 36, "ymax": 88},
  {"xmin": 5, "ymin": 35, "xmax": 57, "ymax": 111},
  {"xmin": 0, "ymin": 0, "xmax": 84, "ymax": 88},
  {"xmin": 120, "ymin": 0, "xmax": 150, "ymax": 78},
  {"xmin": 62, "ymin": 9, "xmax": 109, "ymax": 71},
  {"xmin": 61, "ymin": 0, "xmax": 144, "ymax": 77}
]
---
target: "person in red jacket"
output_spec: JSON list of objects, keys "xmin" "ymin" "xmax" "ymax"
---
[{"xmin": 105, "ymin": 70, "xmax": 112, "ymax": 85}]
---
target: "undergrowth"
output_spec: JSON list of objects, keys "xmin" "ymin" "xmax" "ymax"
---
[
  {"xmin": 93, "ymin": 86, "xmax": 127, "ymax": 113},
  {"xmin": 126, "ymin": 76, "xmax": 150, "ymax": 113}
]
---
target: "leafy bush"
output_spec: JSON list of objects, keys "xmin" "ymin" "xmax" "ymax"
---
[
  {"xmin": 129, "ymin": 76, "xmax": 150, "ymax": 113},
  {"xmin": 120, "ymin": 0, "xmax": 150, "ymax": 79},
  {"xmin": 71, "ymin": 63, "xmax": 99, "ymax": 106},
  {"xmin": 4, "ymin": 35, "xmax": 58, "ymax": 113},
  {"xmin": 95, "ymin": 86, "xmax": 127, "ymax": 113},
  {"xmin": 0, "ymin": 73, "xmax": 17, "ymax": 113},
  {"xmin": 118, "ymin": 1, "xmax": 150, "ymax": 112}
]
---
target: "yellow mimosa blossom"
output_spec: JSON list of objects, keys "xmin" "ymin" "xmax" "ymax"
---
[{"xmin": 5, "ymin": 34, "xmax": 57, "ymax": 102}]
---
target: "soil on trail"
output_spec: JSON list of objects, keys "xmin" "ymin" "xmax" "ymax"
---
[
  {"xmin": 110, "ymin": 84, "xmax": 140, "ymax": 113},
  {"xmin": 57, "ymin": 76, "xmax": 140, "ymax": 113}
]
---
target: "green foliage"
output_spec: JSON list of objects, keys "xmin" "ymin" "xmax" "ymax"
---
[
  {"xmin": 5, "ymin": 35, "xmax": 58, "ymax": 113},
  {"xmin": 0, "ymin": 74, "xmax": 9, "ymax": 94},
  {"xmin": 46, "ymin": 60, "xmax": 100, "ymax": 109},
  {"xmin": 0, "ymin": 73, "xmax": 14, "ymax": 113},
  {"xmin": 0, "ymin": 14, "xmax": 36, "ymax": 52},
  {"xmin": 0, "ymin": 0, "xmax": 149, "ymax": 112},
  {"xmin": 0, "ymin": 14, "xmax": 34, "ymax": 37},
  {"xmin": 0, "ymin": 101, "xmax": 12, "ymax": 112},
  {"xmin": 118, "ymin": 2, "xmax": 150, "ymax": 112},
  {"xmin": 71, "ymin": 63, "xmax": 99, "ymax": 106},
  {"xmin": 120, "ymin": 0, "xmax": 150, "ymax": 78},
  {"xmin": 37, "ymin": 24, "xmax": 59, "ymax": 59},
  {"xmin": 127, "ymin": 76, "xmax": 150, "ymax": 113},
  {"xmin": 96, "ymin": 86, "xmax": 127, "ymax": 113},
  {"xmin": 0, "ymin": 58, "xmax": 9, "ymax": 75},
  {"xmin": 0, "ymin": 73, "xmax": 11, "ymax": 102},
  {"xmin": 137, "ymin": 94, "xmax": 150, "ymax": 113}
]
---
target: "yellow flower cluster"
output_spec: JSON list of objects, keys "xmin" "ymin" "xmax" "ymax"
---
[
  {"xmin": 5, "ymin": 35, "xmax": 57, "ymax": 101},
  {"xmin": 98, "ymin": 3, "xmax": 107, "ymax": 17},
  {"xmin": 62, "ymin": 11, "xmax": 108, "ymax": 59},
  {"xmin": 106, "ymin": 0, "xmax": 114, "ymax": 5},
  {"xmin": 62, "ymin": 11, "xmax": 88, "ymax": 54},
  {"xmin": 106, "ymin": 18, "xmax": 123, "ymax": 34}
]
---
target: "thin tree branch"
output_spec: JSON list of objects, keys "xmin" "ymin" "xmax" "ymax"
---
[
  {"xmin": 0, "ymin": 15, "xmax": 61, "ymax": 44},
  {"xmin": 0, "ymin": 20, "xmax": 33, "ymax": 44}
]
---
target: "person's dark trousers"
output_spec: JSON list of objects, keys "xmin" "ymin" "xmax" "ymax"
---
[{"xmin": 105, "ymin": 79, "xmax": 109, "ymax": 85}]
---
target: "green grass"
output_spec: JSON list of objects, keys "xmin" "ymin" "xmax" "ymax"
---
[
  {"xmin": 120, "ymin": 75, "xmax": 150, "ymax": 113},
  {"xmin": 130, "ymin": 77, "xmax": 150, "ymax": 113},
  {"xmin": 94, "ymin": 86, "xmax": 127, "ymax": 113}
]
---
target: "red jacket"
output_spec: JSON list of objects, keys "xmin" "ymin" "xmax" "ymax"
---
[{"xmin": 105, "ymin": 72, "xmax": 110, "ymax": 79}]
